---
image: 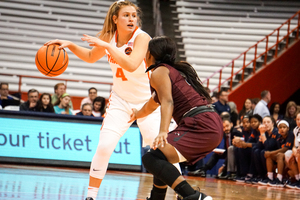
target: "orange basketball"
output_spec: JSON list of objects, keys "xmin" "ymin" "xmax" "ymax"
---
[{"xmin": 35, "ymin": 44, "xmax": 69, "ymax": 77}]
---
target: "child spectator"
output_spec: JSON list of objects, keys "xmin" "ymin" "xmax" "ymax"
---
[
  {"xmin": 92, "ymin": 96, "xmax": 106, "ymax": 117},
  {"xmin": 54, "ymin": 93, "xmax": 73, "ymax": 115},
  {"xmin": 284, "ymin": 101, "xmax": 298, "ymax": 130},
  {"xmin": 76, "ymin": 103, "xmax": 94, "ymax": 117},
  {"xmin": 269, "ymin": 102, "xmax": 284, "ymax": 124},
  {"xmin": 39, "ymin": 93, "xmax": 54, "ymax": 113},
  {"xmin": 51, "ymin": 83, "xmax": 73, "ymax": 109},
  {"xmin": 265, "ymin": 120, "xmax": 294, "ymax": 187}
]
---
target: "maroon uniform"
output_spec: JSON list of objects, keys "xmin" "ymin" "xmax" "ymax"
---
[{"xmin": 151, "ymin": 64, "xmax": 223, "ymax": 165}]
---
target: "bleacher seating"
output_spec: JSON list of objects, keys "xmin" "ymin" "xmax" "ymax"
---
[
  {"xmin": 0, "ymin": 0, "xmax": 135, "ymax": 99},
  {"xmin": 172, "ymin": 0, "xmax": 300, "ymax": 91}
]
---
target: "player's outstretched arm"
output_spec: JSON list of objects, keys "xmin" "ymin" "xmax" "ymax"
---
[
  {"xmin": 82, "ymin": 33, "xmax": 150, "ymax": 72},
  {"xmin": 44, "ymin": 39, "xmax": 106, "ymax": 63}
]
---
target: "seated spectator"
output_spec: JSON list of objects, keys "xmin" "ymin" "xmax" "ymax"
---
[
  {"xmin": 284, "ymin": 101, "xmax": 298, "ymax": 131},
  {"xmin": 251, "ymin": 98, "xmax": 260, "ymax": 110},
  {"xmin": 92, "ymin": 96, "xmax": 106, "ymax": 117},
  {"xmin": 76, "ymin": 103, "xmax": 94, "ymax": 117},
  {"xmin": 211, "ymin": 94, "xmax": 218, "ymax": 104},
  {"xmin": 54, "ymin": 93, "xmax": 73, "ymax": 115},
  {"xmin": 253, "ymin": 90, "xmax": 271, "ymax": 118},
  {"xmin": 228, "ymin": 101, "xmax": 238, "ymax": 127},
  {"xmin": 238, "ymin": 98, "xmax": 253, "ymax": 124},
  {"xmin": 81, "ymin": 87, "xmax": 98, "ymax": 108},
  {"xmin": 269, "ymin": 102, "xmax": 284, "ymax": 125},
  {"xmin": 51, "ymin": 83, "xmax": 73, "ymax": 109},
  {"xmin": 19, "ymin": 89, "xmax": 40, "ymax": 111},
  {"xmin": 213, "ymin": 90, "xmax": 230, "ymax": 115},
  {"xmin": 285, "ymin": 112, "xmax": 300, "ymax": 189},
  {"xmin": 0, "ymin": 83, "xmax": 16, "ymax": 107},
  {"xmin": 39, "ymin": 93, "xmax": 54, "ymax": 113},
  {"xmin": 255, "ymin": 116, "xmax": 280, "ymax": 185},
  {"xmin": 230, "ymin": 115, "xmax": 252, "ymax": 181},
  {"xmin": 233, "ymin": 114, "xmax": 262, "ymax": 183},
  {"xmin": 265, "ymin": 120, "xmax": 294, "ymax": 187}
]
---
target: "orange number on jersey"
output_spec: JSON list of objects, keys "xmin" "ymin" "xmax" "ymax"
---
[{"xmin": 116, "ymin": 68, "xmax": 128, "ymax": 81}]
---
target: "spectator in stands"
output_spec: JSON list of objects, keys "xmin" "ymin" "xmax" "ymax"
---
[
  {"xmin": 19, "ymin": 89, "xmax": 40, "ymax": 111},
  {"xmin": 265, "ymin": 120, "xmax": 294, "ymax": 187},
  {"xmin": 39, "ymin": 93, "xmax": 54, "ymax": 113},
  {"xmin": 269, "ymin": 102, "xmax": 284, "ymax": 125},
  {"xmin": 92, "ymin": 96, "xmax": 106, "ymax": 117},
  {"xmin": 251, "ymin": 98, "xmax": 260, "ymax": 110},
  {"xmin": 285, "ymin": 112, "xmax": 300, "ymax": 189},
  {"xmin": 284, "ymin": 101, "xmax": 298, "ymax": 131},
  {"xmin": 76, "ymin": 103, "xmax": 94, "ymax": 117},
  {"xmin": 238, "ymin": 98, "xmax": 253, "ymax": 124},
  {"xmin": 54, "ymin": 93, "xmax": 73, "ymax": 115},
  {"xmin": 51, "ymin": 83, "xmax": 73, "ymax": 109},
  {"xmin": 228, "ymin": 101, "xmax": 239, "ymax": 127},
  {"xmin": 0, "ymin": 83, "xmax": 13, "ymax": 105},
  {"xmin": 81, "ymin": 87, "xmax": 98, "ymax": 108},
  {"xmin": 253, "ymin": 90, "xmax": 271, "ymax": 118},
  {"xmin": 213, "ymin": 90, "xmax": 230, "ymax": 115},
  {"xmin": 211, "ymin": 94, "xmax": 218, "ymax": 104}
]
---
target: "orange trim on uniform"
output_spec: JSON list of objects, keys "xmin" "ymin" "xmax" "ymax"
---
[{"xmin": 127, "ymin": 26, "xmax": 139, "ymax": 44}]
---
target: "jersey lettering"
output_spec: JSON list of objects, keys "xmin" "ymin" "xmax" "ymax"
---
[
  {"xmin": 116, "ymin": 68, "xmax": 128, "ymax": 81},
  {"xmin": 107, "ymin": 54, "xmax": 118, "ymax": 64}
]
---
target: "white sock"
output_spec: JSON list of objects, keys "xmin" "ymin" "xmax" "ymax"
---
[
  {"xmin": 87, "ymin": 186, "xmax": 99, "ymax": 199},
  {"xmin": 296, "ymin": 174, "xmax": 300, "ymax": 181},
  {"xmin": 277, "ymin": 174, "xmax": 283, "ymax": 181},
  {"xmin": 267, "ymin": 172, "xmax": 273, "ymax": 180}
]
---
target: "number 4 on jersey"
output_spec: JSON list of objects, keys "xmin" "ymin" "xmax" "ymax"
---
[{"xmin": 116, "ymin": 68, "xmax": 128, "ymax": 81}]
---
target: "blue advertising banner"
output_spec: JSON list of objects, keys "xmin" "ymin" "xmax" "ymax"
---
[{"xmin": 0, "ymin": 116, "xmax": 142, "ymax": 167}]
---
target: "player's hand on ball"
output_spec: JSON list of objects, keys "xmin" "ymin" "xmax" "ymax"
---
[
  {"xmin": 152, "ymin": 132, "xmax": 168, "ymax": 150},
  {"xmin": 128, "ymin": 108, "xmax": 138, "ymax": 123},
  {"xmin": 81, "ymin": 34, "xmax": 108, "ymax": 48},
  {"xmin": 44, "ymin": 39, "xmax": 71, "ymax": 50}
]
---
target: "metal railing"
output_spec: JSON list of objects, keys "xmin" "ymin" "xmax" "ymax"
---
[
  {"xmin": 0, "ymin": 73, "xmax": 113, "ymax": 94},
  {"xmin": 203, "ymin": 10, "xmax": 300, "ymax": 92}
]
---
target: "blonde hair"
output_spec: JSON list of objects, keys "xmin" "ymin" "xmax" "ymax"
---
[
  {"xmin": 285, "ymin": 101, "xmax": 298, "ymax": 118},
  {"xmin": 97, "ymin": 1, "xmax": 142, "ymax": 41}
]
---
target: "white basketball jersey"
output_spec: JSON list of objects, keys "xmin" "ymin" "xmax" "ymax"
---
[
  {"xmin": 106, "ymin": 27, "xmax": 151, "ymax": 103},
  {"xmin": 294, "ymin": 126, "xmax": 300, "ymax": 148}
]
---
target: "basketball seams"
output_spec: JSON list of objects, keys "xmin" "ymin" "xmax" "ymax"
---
[{"xmin": 35, "ymin": 44, "xmax": 68, "ymax": 77}]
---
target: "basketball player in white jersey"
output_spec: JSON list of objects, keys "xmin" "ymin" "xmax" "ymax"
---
[{"xmin": 45, "ymin": 1, "xmax": 180, "ymax": 200}]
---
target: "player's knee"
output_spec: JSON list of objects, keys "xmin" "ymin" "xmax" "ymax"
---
[
  {"xmin": 142, "ymin": 149, "xmax": 167, "ymax": 171},
  {"xmin": 277, "ymin": 152, "xmax": 284, "ymax": 160}
]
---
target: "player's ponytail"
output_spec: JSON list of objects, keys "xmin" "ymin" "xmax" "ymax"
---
[
  {"xmin": 148, "ymin": 36, "xmax": 211, "ymax": 102},
  {"xmin": 97, "ymin": 1, "xmax": 142, "ymax": 41}
]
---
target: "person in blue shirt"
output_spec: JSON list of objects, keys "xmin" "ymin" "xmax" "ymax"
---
[
  {"xmin": 213, "ymin": 90, "xmax": 231, "ymax": 115},
  {"xmin": 53, "ymin": 93, "xmax": 73, "ymax": 115},
  {"xmin": 253, "ymin": 90, "xmax": 271, "ymax": 118}
]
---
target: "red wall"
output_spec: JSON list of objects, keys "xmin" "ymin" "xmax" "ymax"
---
[{"xmin": 229, "ymin": 40, "xmax": 300, "ymax": 111}]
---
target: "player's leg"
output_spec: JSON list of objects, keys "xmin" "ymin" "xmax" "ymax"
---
[
  {"xmin": 87, "ymin": 93, "xmax": 132, "ymax": 199},
  {"xmin": 142, "ymin": 144, "xmax": 211, "ymax": 200},
  {"xmin": 136, "ymin": 106, "xmax": 182, "ymax": 173}
]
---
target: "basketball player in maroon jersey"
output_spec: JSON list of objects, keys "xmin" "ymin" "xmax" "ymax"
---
[{"xmin": 129, "ymin": 36, "xmax": 223, "ymax": 200}]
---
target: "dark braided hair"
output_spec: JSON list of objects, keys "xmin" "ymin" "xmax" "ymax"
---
[{"xmin": 147, "ymin": 36, "xmax": 211, "ymax": 101}]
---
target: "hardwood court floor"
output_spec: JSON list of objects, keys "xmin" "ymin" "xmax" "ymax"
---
[{"xmin": 0, "ymin": 164, "xmax": 299, "ymax": 200}]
